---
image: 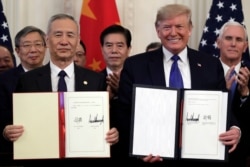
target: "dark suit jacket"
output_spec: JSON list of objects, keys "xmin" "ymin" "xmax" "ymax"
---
[
  {"xmin": 15, "ymin": 63, "xmax": 105, "ymax": 92},
  {"xmin": 100, "ymin": 68, "xmax": 122, "ymax": 162},
  {"xmin": 1, "ymin": 63, "xmax": 108, "ymax": 166},
  {"xmin": 230, "ymin": 64, "xmax": 250, "ymax": 166},
  {"xmin": 100, "ymin": 69, "xmax": 108, "ymax": 87},
  {"xmin": 0, "ymin": 65, "xmax": 25, "ymax": 160},
  {"xmin": 116, "ymin": 47, "xmax": 235, "ymax": 166},
  {"xmin": 100, "ymin": 68, "xmax": 122, "ymax": 126},
  {"xmin": 235, "ymin": 90, "xmax": 250, "ymax": 167}
]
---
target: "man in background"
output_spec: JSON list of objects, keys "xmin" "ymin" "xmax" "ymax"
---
[
  {"xmin": 0, "ymin": 45, "xmax": 15, "ymax": 74},
  {"xmin": 0, "ymin": 25, "xmax": 46, "ymax": 163},
  {"xmin": 99, "ymin": 24, "xmax": 131, "ymax": 164},
  {"xmin": 217, "ymin": 21, "xmax": 250, "ymax": 167},
  {"xmin": 145, "ymin": 41, "xmax": 161, "ymax": 52},
  {"xmin": 100, "ymin": 24, "xmax": 131, "ymax": 100},
  {"xmin": 74, "ymin": 39, "xmax": 86, "ymax": 67}
]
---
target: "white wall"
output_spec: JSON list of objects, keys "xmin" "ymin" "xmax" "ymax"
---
[{"xmin": 2, "ymin": 0, "xmax": 250, "ymax": 65}]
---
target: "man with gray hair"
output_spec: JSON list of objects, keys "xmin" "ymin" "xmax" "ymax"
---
[
  {"xmin": 1, "ymin": 14, "xmax": 119, "ymax": 166},
  {"xmin": 217, "ymin": 20, "xmax": 250, "ymax": 167}
]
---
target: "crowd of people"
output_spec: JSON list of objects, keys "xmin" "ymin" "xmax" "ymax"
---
[{"xmin": 0, "ymin": 3, "xmax": 250, "ymax": 167}]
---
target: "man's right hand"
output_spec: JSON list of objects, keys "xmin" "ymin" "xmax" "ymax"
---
[{"xmin": 3, "ymin": 125, "xmax": 24, "ymax": 141}]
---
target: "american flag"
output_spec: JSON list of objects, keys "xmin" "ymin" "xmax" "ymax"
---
[
  {"xmin": 198, "ymin": 0, "xmax": 250, "ymax": 64},
  {"xmin": 0, "ymin": 0, "xmax": 13, "ymax": 53}
]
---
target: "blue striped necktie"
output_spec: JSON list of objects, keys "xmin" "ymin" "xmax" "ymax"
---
[{"xmin": 169, "ymin": 55, "xmax": 183, "ymax": 89}]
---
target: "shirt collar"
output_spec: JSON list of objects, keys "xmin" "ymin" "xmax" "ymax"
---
[
  {"xmin": 220, "ymin": 60, "xmax": 241, "ymax": 76},
  {"xmin": 163, "ymin": 46, "xmax": 188, "ymax": 64},
  {"xmin": 50, "ymin": 61, "xmax": 74, "ymax": 78}
]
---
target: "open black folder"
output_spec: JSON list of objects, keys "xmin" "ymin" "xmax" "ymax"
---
[{"xmin": 129, "ymin": 84, "xmax": 230, "ymax": 161}]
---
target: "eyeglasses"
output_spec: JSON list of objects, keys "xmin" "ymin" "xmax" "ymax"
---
[{"xmin": 19, "ymin": 42, "xmax": 45, "ymax": 51}]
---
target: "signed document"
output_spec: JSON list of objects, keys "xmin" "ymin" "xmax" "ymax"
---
[
  {"xmin": 181, "ymin": 90, "xmax": 228, "ymax": 160},
  {"xmin": 64, "ymin": 92, "xmax": 109, "ymax": 157},
  {"xmin": 130, "ymin": 85, "xmax": 228, "ymax": 161},
  {"xmin": 13, "ymin": 91, "xmax": 109, "ymax": 159}
]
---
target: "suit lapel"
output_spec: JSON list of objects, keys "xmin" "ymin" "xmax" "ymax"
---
[
  {"xmin": 16, "ymin": 64, "xmax": 25, "ymax": 74},
  {"xmin": 100, "ymin": 69, "xmax": 108, "ymax": 89},
  {"xmin": 12, "ymin": 65, "xmax": 25, "ymax": 80},
  {"xmin": 148, "ymin": 49, "xmax": 166, "ymax": 86},
  {"xmin": 187, "ymin": 48, "xmax": 203, "ymax": 89},
  {"xmin": 36, "ymin": 63, "xmax": 53, "ymax": 91},
  {"xmin": 74, "ymin": 65, "xmax": 90, "ymax": 91}
]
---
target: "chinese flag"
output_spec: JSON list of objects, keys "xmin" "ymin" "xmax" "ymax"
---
[{"xmin": 80, "ymin": 0, "xmax": 120, "ymax": 71}]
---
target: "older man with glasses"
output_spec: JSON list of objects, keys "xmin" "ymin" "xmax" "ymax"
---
[{"xmin": 0, "ymin": 25, "xmax": 46, "ymax": 163}]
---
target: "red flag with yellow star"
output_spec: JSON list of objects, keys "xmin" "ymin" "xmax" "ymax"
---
[{"xmin": 80, "ymin": 0, "xmax": 120, "ymax": 72}]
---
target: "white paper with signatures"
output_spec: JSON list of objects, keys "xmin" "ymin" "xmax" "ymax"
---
[
  {"xmin": 181, "ymin": 90, "xmax": 227, "ymax": 160},
  {"xmin": 64, "ymin": 91, "xmax": 110, "ymax": 157}
]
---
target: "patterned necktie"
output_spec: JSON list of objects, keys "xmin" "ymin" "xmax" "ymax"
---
[
  {"xmin": 58, "ymin": 70, "xmax": 67, "ymax": 91},
  {"xmin": 169, "ymin": 55, "xmax": 183, "ymax": 89}
]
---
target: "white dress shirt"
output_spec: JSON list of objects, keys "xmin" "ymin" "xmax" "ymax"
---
[
  {"xmin": 163, "ymin": 47, "xmax": 191, "ymax": 89},
  {"xmin": 50, "ymin": 62, "xmax": 75, "ymax": 92}
]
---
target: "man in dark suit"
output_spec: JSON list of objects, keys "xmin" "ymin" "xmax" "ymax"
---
[
  {"xmin": 2, "ymin": 14, "xmax": 119, "ymax": 166},
  {"xmin": 0, "ymin": 25, "xmax": 46, "ymax": 163},
  {"xmin": 217, "ymin": 21, "xmax": 250, "ymax": 167},
  {"xmin": 100, "ymin": 24, "xmax": 131, "ymax": 100},
  {"xmin": 117, "ymin": 4, "xmax": 241, "ymax": 167},
  {"xmin": 99, "ymin": 24, "xmax": 132, "ymax": 164}
]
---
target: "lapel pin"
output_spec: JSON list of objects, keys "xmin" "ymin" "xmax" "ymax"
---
[
  {"xmin": 197, "ymin": 63, "xmax": 202, "ymax": 67},
  {"xmin": 83, "ymin": 81, "xmax": 88, "ymax": 85}
]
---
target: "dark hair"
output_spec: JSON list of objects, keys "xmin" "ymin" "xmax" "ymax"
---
[
  {"xmin": 15, "ymin": 26, "xmax": 46, "ymax": 48},
  {"xmin": 100, "ymin": 24, "xmax": 132, "ymax": 47},
  {"xmin": 146, "ymin": 42, "xmax": 161, "ymax": 52},
  {"xmin": 79, "ymin": 40, "xmax": 86, "ymax": 54},
  {"xmin": 0, "ymin": 44, "xmax": 16, "ymax": 67}
]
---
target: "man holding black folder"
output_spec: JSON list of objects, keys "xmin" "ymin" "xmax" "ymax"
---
[{"xmin": 117, "ymin": 4, "xmax": 241, "ymax": 167}]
